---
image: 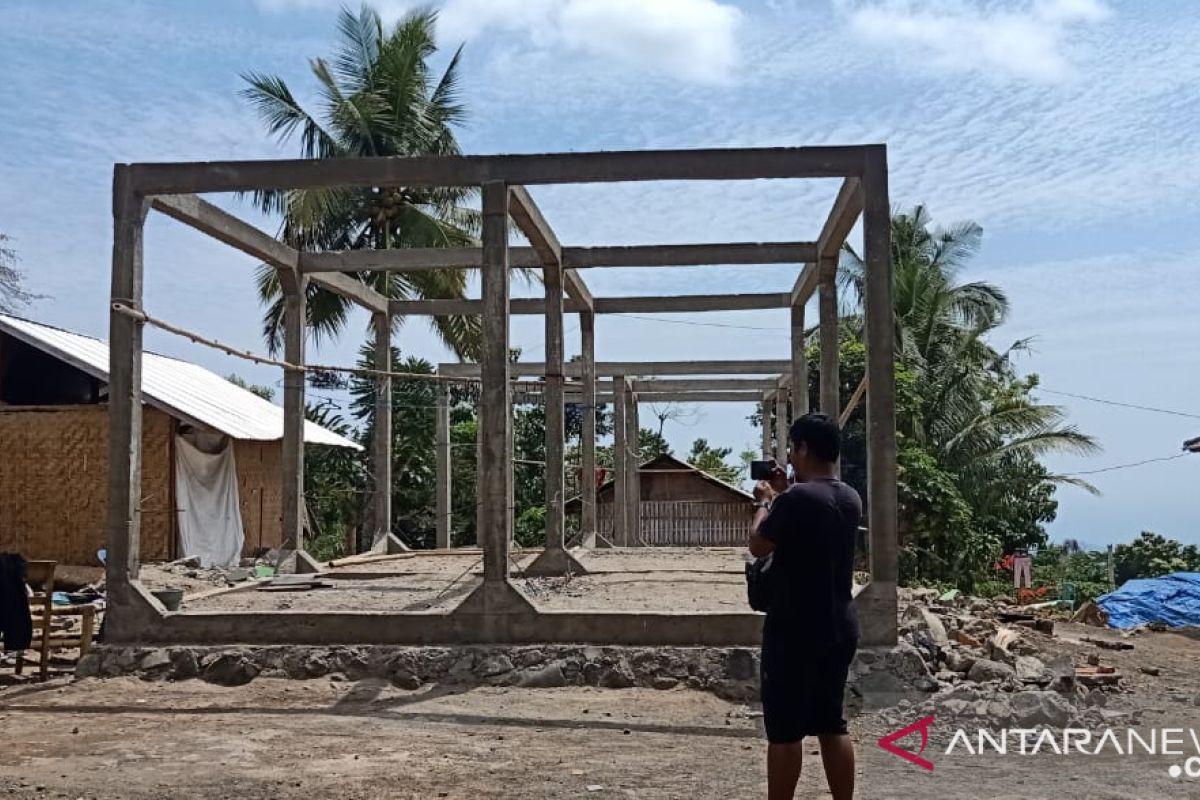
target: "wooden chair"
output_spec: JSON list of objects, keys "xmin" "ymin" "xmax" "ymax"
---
[{"xmin": 15, "ymin": 560, "xmax": 55, "ymax": 681}]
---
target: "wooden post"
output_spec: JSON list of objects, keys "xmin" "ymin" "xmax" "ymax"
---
[
  {"xmin": 280, "ymin": 273, "xmax": 307, "ymax": 553},
  {"xmin": 626, "ymin": 383, "xmax": 641, "ymax": 545},
  {"xmin": 612, "ymin": 374, "xmax": 628, "ymax": 547},
  {"xmin": 435, "ymin": 384, "xmax": 452, "ymax": 549},
  {"xmin": 862, "ymin": 146, "xmax": 898, "ymax": 643},
  {"xmin": 761, "ymin": 391, "xmax": 773, "ymax": 457},
  {"xmin": 106, "ymin": 166, "xmax": 149, "ymax": 594},
  {"xmin": 544, "ymin": 255, "xmax": 566, "ymax": 552},
  {"xmin": 818, "ymin": 257, "xmax": 840, "ymax": 417},
  {"xmin": 774, "ymin": 390, "xmax": 789, "ymax": 466},
  {"xmin": 479, "ymin": 181, "xmax": 512, "ymax": 582},
  {"xmin": 580, "ymin": 312, "xmax": 598, "ymax": 547},
  {"xmin": 371, "ymin": 312, "xmax": 392, "ymax": 550},
  {"xmin": 791, "ymin": 302, "xmax": 809, "ymax": 417}
]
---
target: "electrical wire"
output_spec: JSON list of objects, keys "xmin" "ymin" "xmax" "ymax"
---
[
  {"xmin": 1061, "ymin": 452, "xmax": 1189, "ymax": 477},
  {"xmin": 1038, "ymin": 388, "xmax": 1200, "ymax": 421}
]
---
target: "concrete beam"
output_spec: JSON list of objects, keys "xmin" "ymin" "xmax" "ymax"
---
[
  {"xmin": 440, "ymin": 359, "xmax": 793, "ymax": 378},
  {"xmin": 370, "ymin": 312, "xmax": 392, "ymax": 551},
  {"xmin": 301, "ymin": 242, "xmax": 818, "ymax": 273},
  {"xmin": 128, "ymin": 146, "xmax": 871, "ymax": 194}
]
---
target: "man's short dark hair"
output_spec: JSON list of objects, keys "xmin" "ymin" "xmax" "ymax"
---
[{"xmin": 789, "ymin": 413, "xmax": 840, "ymax": 463}]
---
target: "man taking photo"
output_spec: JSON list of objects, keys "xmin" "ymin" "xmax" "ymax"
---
[{"xmin": 748, "ymin": 412, "xmax": 861, "ymax": 800}]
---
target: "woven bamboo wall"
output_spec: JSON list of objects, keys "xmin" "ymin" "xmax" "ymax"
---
[
  {"xmin": 233, "ymin": 439, "xmax": 282, "ymax": 554},
  {"xmin": 0, "ymin": 405, "xmax": 173, "ymax": 565}
]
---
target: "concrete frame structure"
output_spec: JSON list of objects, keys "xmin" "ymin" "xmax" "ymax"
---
[{"xmin": 106, "ymin": 145, "xmax": 897, "ymax": 646}]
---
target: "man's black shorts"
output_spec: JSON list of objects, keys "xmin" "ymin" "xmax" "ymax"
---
[{"xmin": 760, "ymin": 637, "xmax": 857, "ymax": 744}]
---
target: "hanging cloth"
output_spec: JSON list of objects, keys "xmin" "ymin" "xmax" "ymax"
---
[{"xmin": 174, "ymin": 432, "xmax": 244, "ymax": 568}]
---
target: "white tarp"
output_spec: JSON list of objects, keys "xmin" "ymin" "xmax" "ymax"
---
[{"xmin": 174, "ymin": 432, "xmax": 244, "ymax": 568}]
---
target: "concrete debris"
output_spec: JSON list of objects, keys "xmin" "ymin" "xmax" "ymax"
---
[{"xmin": 967, "ymin": 658, "xmax": 1016, "ymax": 683}]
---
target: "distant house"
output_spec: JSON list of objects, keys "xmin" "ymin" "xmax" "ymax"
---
[
  {"xmin": 0, "ymin": 314, "xmax": 358, "ymax": 566},
  {"xmin": 567, "ymin": 452, "xmax": 753, "ymax": 546}
]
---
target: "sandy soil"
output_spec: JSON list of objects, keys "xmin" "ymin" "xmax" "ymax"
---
[
  {"xmin": 183, "ymin": 548, "xmax": 757, "ymax": 614},
  {"xmin": 3, "ymin": 636, "xmax": 1200, "ymax": 800}
]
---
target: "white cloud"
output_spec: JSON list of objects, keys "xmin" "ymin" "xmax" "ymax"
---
[
  {"xmin": 835, "ymin": 0, "xmax": 1112, "ymax": 81},
  {"xmin": 255, "ymin": 0, "xmax": 742, "ymax": 84}
]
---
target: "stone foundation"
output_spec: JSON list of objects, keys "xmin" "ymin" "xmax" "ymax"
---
[{"xmin": 77, "ymin": 644, "xmax": 765, "ymax": 702}]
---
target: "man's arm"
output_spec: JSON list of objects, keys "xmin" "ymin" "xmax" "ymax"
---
[
  {"xmin": 748, "ymin": 464, "xmax": 789, "ymax": 558},
  {"xmin": 748, "ymin": 503, "xmax": 775, "ymax": 558}
]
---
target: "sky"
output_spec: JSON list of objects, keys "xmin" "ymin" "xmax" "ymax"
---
[{"xmin": 2, "ymin": 0, "xmax": 1199, "ymax": 547}]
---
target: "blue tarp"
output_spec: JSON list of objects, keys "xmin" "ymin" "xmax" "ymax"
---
[{"xmin": 1096, "ymin": 572, "xmax": 1200, "ymax": 629}]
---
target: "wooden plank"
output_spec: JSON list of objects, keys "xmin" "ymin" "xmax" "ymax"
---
[
  {"xmin": 150, "ymin": 194, "xmax": 297, "ymax": 270},
  {"xmin": 371, "ymin": 312, "xmax": 392, "ymax": 550},
  {"xmin": 579, "ymin": 312, "xmax": 597, "ymax": 547},
  {"xmin": 564, "ymin": 242, "xmax": 818, "ymax": 268},
  {"xmin": 478, "ymin": 181, "xmax": 512, "ymax": 582},
  {"xmin": 439, "ymin": 359, "xmax": 793, "ymax": 378},
  {"xmin": 594, "ymin": 293, "xmax": 790, "ymax": 314},
  {"xmin": 107, "ymin": 166, "xmax": 149, "ymax": 589},
  {"xmin": 435, "ymin": 384, "xmax": 451, "ymax": 549},
  {"xmin": 862, "ymin": 145, "xmax": 898, "ymax": 603},
  {"xmin": 127, "ymin": 146, "xmax": 870, "ymax": 194},
  {"xmin": 840, "ymin": 377, "xmax": 867, "ymax": 427}
]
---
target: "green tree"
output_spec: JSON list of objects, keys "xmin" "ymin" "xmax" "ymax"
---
[
  {"xmin": 687, "ymin": 438, "xmax": 741, "ymax": 485},
  {"xmin": 638, "ymin": 428, "xmax": 672, "ymax": 458},
  {"xmin": 0, "ymin": 234, "xmax": 39, "ymax": 313},
  {"xmin": 225, "ymin": 373, "xmax": 276, "ymax": 402},
  {"xmin": 303, "ymin": 403, "xmax": 365, "ymax": 560},
  {"xmin": 1114, "ymin": 532, "xmax": 1200, "ymax": 583},
  {"xmin": 241, "ymin": 5, "xmax": 480, "ymax": 356},
  {"xmin": 837, "ymin": 206, "xmax": 1099, "ymax": 588}
]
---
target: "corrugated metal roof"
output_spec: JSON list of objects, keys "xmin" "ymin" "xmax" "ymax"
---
[{"xmin": 0, "ymin": 314, "xmax": 359, "ymax": 449}]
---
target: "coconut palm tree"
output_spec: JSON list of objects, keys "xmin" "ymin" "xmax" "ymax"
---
[
  {"xmin": 241, "ymin": 5, "xmax": 480, "ymax": 356},
  {"xmin": 839, "ymin": 205, "xmax": 1097, "ymax": 472}
]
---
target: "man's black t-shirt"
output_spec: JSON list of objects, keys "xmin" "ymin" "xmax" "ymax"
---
[{"xmin": 757, "ymin": 479, "xmax": 861, "ymax": 645}]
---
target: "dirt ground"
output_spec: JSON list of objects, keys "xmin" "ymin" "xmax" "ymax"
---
[
  {"xmin": 2, "ymin": 626, "xmax": 1200, "ymax": 799},
  {"xmin": 182, "ymin": 548, "xmax": 757, "ymax": 614}
]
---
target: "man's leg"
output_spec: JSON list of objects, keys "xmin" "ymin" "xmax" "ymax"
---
[
  {"xmin": 817, "ymin": 733, "xmax": 855, "ymax": 800},
  {"xmin": 767, "ymin": 742, "xmax": 803, "ymax": 800}
]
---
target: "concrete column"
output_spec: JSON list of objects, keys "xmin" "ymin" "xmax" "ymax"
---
[
  {"xmin": 371, "ymin": 312, "xmax": 392, "ymax": 550},
  {"xmin": 579, "ymin": 312, "xmax": 597, "ymax": 547},
  {"xmin": 626, "ymin": 385, "xmax": 640, "ymax": 545},
  {"xmin": 791, "ymin": 302, "xmax": 809, "ymax": 417},
  {"xmin": 774, "ymin": 390, "xmax": 788, "ymax": 466},
  {"xmin": 818, "ymin": 257, "xmax": 840, "ymax": 418},
  {"xmin": 761, "ymin": 391, "xmax": 773, "ymax": 457},
  {"xmin": 612, "ymin": 374, "xmax": 628, "ymax": 547},
  {"xmin": 435, "ymin": 382, "xmax": 451, "ymax": 549},
  {"xmin": 862, "ymin": 145, "xmax": 898, "ymax": 645},
  {"xmin": 281, "ymin": 274, "xmax": 307, "ymax": 552},
  {"xmin": 543, "ymin": 257, "xmax": 566, "ymax": 552},
  {"xmin": 106, "ymin": 166, "xmax": 148, "ymax": 592},
  {"xmin": 479, "ymin": 181, "xmax": 512, "ymax": 582}
]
